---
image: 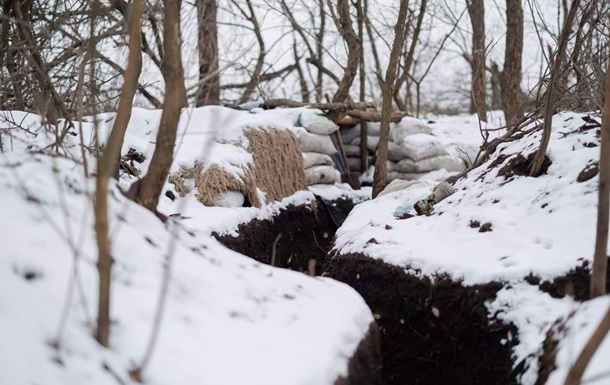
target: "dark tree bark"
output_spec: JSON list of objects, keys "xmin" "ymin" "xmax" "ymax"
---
[
  {"xmin": 195, "ymin": 0, "xmax": 220, "ymax": 106},
  {"xmin": 328, "ymin": 0, "xmax": 361, "ymax": 104},
  {"xmin": 394, "ymin": 0, "xmax": 428, "ymax": 112},
  {"xmin": 489, "ymin": 62, "xmax": 503, "ymax": 110},
  {"xmin": 530, "ymin": 0, "xmax": 579, "ymax": 176},
  {"xmin": 130, "ymin": 0, "xmax": 186, "ymax": 215},
  {"xmin": 590, "ymin": 48, "xmax": 610, "ymax": 298},
  {"xmin": 372, "ymin": 0, "xmax": 410, "ymax": 198},
  {"xmin": 466, "ymin": 0, "xmax": 487, "ymax": 122},
  {"xmin": 95, "ymin": 0, "xmax": 145, "ymax": 348},
  {"xmin": 500, "ymin": 0, "xmax": 523, "ymax": 125}
]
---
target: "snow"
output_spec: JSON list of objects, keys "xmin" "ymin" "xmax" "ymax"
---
[
  {"xmin": 3, "ymin": 105, "xmax": 608, "ymax": 385},
  {"xmin": 333, "ymin": 111, "xmax": 607, "ymax": 384},
  {"xmin": 0, "ymin": 107, "xmax": 374, "ymax": 385},
  {"xmin": 545, "ymin": 296, "xmax": 610, "ymax": 385},
  {"xmin": 335, "ymin": 111, "xmax": 600, "ymax": 284}
]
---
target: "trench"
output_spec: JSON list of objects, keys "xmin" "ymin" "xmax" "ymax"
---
[{"xmin": 213, "ymin": 197, "xmax": 590, "ymax": 385}]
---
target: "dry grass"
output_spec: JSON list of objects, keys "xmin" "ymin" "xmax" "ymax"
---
[
  {"xmin": 168, "ymin": 128, "xmax": 306, "ymax": 207},
  {"xmin": 245, "ymin": 129, "xmax": 306, "ymax": 203}
]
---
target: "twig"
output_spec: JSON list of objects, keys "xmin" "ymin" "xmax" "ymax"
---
[{"xmin": 270, "ymin": 232, "xmax": 282, "ymax": 266}]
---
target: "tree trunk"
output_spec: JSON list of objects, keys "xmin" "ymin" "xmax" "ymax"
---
[
  {"xmin": 130, "ymin": 0, "xmax": 186, "ymax": 215},
  {"xmin": 529, "ymin": 0, "xmax": 579, "ymax": 177},
  {"xmin": 195, "ymin": 0, "xmax": 220, "ymax": 106},
  {"xmin": 466, "ymin": 0, "xmax": 487, "ymax": 122},
  {"xmin": 330, "ymin": 0, "xmax": 361, "ymax": 104},
  {"xmin": 500, "ymin": 0, "xmax": 523, "ymax": 125},
  {"xmin": 489, "ymin": 62, "xmax": 503, "ymax": 110},
  {"xmin": 372, "ymin": 0, "xmax": 410, "ymax": 198},
  {"xmin": 590, "ymin": 49, "xmax": 610, "ymax": 298},
  {"xmin": 95, "ymin": 0, "xmax": 145, "ymax": 348},
  {"xmin": 563, "ymin": 307, "xmax": 610, "ymax": 385}
]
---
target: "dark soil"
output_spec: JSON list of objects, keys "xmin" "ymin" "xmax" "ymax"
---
[
  {"xmin": 214, "ymin": 198, "xmax": 354, "ymax": 275},
  {"xmin": 525, "ymin": 257, "xmax": 610, "ymax": 301},
  {"xmin": 498, "ymin": 152, "xmax": 552, "ymax": 179},
  {"xmin": 324, "ymin": 253, "xmax": 518, "ymax": 385},
  {"xmin": 335, "ymin": 323, "xmax": 383, "ymax": 385}
]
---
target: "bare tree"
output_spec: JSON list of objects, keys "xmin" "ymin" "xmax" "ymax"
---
[
  {"xmin": 326, "ymin": 0, "xmax": 361, "ymax": 104},
  {"xmin": 529, "ymin": 0, "xmax": 580, "ymax": 176},
  {"xmin": 372, "ymin": 0, "xmax": 410, "ymax": 198},
  {"xmin": 500, "ymin": 0, "xmax": 524, "ymax": 125},
  {"xmin": 465, "ymin": 0, "xmax": 487, "ymax": 121},
  {"xmin": 563, "ymin": 306, "xmax": 610, "ymax": 385},
  {"xmin": 590, "ymin": 48, "xmax": 610, "ymax": 298},
  {"xmin": 196, "ymin": 0, "xmax": 220, "ymax": 106},
  {"xmin": 128, "ymin": 0, "xmax": 186, "ymax": 216},
  {"xmin": 394, "ymin": 0, "xmax": 428, "ymax": 112},
  {"xmin": 94, "ymin": 0, "xmax": 145, "ymax": 347}
]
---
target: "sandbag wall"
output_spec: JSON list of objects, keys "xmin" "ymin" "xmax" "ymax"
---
[
  {"xmin": 293, "ymin": 111, "xmax": 342, "ymax": 186},
  {"xmin": 340, "ymin": 117, "xmax": 476, "ymax": 182}
]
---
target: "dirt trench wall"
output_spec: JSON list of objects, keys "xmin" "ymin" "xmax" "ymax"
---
[
  {"xmin": 324, "ymin": 253, "xmax": 518, "ymax": 385},
  {"xmin": 214, "ymin": 198, "xmax": 354, "ymax": 275}
]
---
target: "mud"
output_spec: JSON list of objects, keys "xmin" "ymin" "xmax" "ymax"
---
[
  {"xmin": 335, "ymin": 323, "xmax": 383, "ymax": 385},
  {"xmin": 323, "ymin": 253, "xmax": 518, "ymax": 385},
  {"xmin": 214, "ymin": 198, "xmax": 354, "ymax": 275}
]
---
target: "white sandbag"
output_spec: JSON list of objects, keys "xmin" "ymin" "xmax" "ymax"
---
[
  {"xmin": 298, "ymin": 110, "xmax": 338, "ymax": 135},
  {"xmin": 395, "ymin": 154, "xmax": 467, "ymax": 173},
  {"xmin": 305, "ymin": 165, "xmax": 341, "ymax": 185},
  {"xmin": 302, "ymin": 152, "xmax": 334, "ymax": 169},
  {"xmin": 446, "ymin": 142, "xmax": 480, "ymax": 167},
  {"xmin": 297, "ymin": 131, "xmax": 338, "ymax": 155},
  {"xmin": 391, "ymin": 116, "xmax": 433, "ymax": 143},
  {"xmin": 387, "ymin": 141, "xmax": 411, "ymax": 162},
  {"xmin": 401, "ymin": 133, "xmax": 448, "ymax": 161},
  {"xmin": 340, "ymin": 125, "xmax": 361, "ymax": 145},
  {"xmin": 363, "ymin": 122, "xmax": 381, "ymax": 136},
  {"xmin": 343, "ymin": 144, "xmax": 361, "ymax": 157},
  {"xmin": 347, "ymin": 157, "xmax": 363, "ymax": 171},
  {"xmin": 214, "ymin": 190, "xmax": 245, "ymax": 208},
  {"xmin": 351, "ymin": 135, "xmax": 379, "ymax": 152},
  {"xmin": 378, "ymin": 179, "xmax": 422, "ymax": 197},
  {"xmin": 388, "ymin": 170, "xmax": 452, "ymax": 182}
]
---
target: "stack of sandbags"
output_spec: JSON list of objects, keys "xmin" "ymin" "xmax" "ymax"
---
[
  {"xmin": 341, "ymin": 122, "xmax": 380, "ymax": 173},
  {"xmin": 340, "ymin": 116, "xmax": 470, "ymax": 182},
  {"xmin": 294, "ymin": 110, "xmax": 341, "ymax": 185}
]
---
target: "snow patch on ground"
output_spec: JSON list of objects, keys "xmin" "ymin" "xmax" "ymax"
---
[{"xmin": 0, "ymin": 124, "xmax": 373, "ymax": 385}]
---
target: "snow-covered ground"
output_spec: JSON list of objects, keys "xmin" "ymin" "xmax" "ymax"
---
[
  {"xmin": 0, "ymin": 108, "xmax": 374, "ymax": 385},
  {"xmin": 334, "ymin": 111, "xmax": 610, "ymax": 384},
  {"xmin": 2, "ymin": 106, "xmax": 609, "ymax": 385}
]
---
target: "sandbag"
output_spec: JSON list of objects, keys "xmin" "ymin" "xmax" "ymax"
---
[
  {"xmin": 304, "ymin": 165, "xmax": 341, "ymax": 185},
  {"xmin": 388, "ymin": 170, "xmax": 449, "ymax": 182},
  {"xmin": 446, "ymin": 142, "xmax": 480, "ymax": 167},
  {"xmin": 395, "ymin": 154, "xmax": 467, "ymax": 173},
  {"xmin": 347, "ymin": 157, "xmax": 364, "ymax": 171},
  {"xmin": 378, "ymin": 179, "xmax": 422, "ymax": 197},
  {"xmin": 298, "ymin": 110, "xmax": 338, "ymax": 135},
  {"xmin": 351, "ymin": 135, "xmax": 380, "ymax": 153},
  {"xmin": 343, "ymin": 144, "xmax": 361, "ymax": 157},
  {"xmin": 297, "ymin": 131, "xmax": 337, "ymax": 155},
  {"xmin": 387, "ymin": 141, "xmax": 411, "ymax": 162},
  {"xmin": 364, "ymin": 122, "xmax": 381, "ymax": 136},
  {"xmin": 214, "ymin": 190, "xmax": 245, "ymax": 208},
  {"xmin": 340, "ymin": 125, "xmax": 361, "ymax": 145},
  {"xmin": 302, "ymin": 152, "xmax": 334, "ymax": 169},
  {"xmin": 391, "ymin": 116, "xmax": 433, "ymax": 143},
  {"xmin": 401, "ymin": 133, "xmax": 448, "ymax": 161}
]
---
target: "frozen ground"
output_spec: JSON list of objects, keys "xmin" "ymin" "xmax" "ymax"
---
[
  {"xmin": 334, "ymin": 111, "xmax": 610, "ymax": 384},
  {"xmin": 2, "ymin": 107, "xmax": 609, "ymax": 385},
  {"xmin": 0, "ymin": 108, "xmax": 374, "ymax": 385}
]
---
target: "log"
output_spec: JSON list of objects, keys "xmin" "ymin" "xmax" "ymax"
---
[
  {"xmin": 264, "ymin": 99, "xmax": 376, "ymax": 111},
  {"xmin": 346, "ymin": 110, "xmax": 407, "ymax": 122}
]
